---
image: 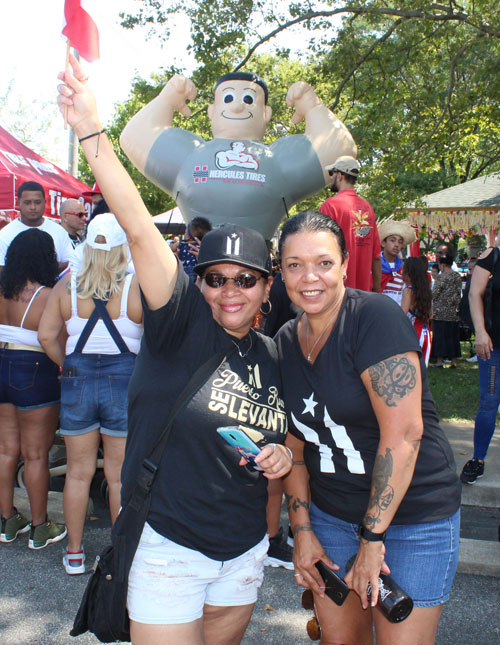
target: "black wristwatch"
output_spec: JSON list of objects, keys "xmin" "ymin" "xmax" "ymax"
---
[{"xmin": 358, "ymin": 525, "xmax": 386, "ymax": 543}]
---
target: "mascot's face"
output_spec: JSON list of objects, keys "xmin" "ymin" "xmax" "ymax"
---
[{"xmin": 208, "ymin": 80, "xmax": 272, "ymax": 141}]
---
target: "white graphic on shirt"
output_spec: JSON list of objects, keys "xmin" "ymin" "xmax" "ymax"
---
[
  {"xmin": 215, "ymin": 141, "xmax": 259, "ymax": 170},
  {"xmin": 248, "ymin": 363, "xmax": 262, "ymax": 389},
  {"xmin": 323, "ymin": 408, "xmax": 365, "ymax": 474},
  {"xmin": 291, "ymin": 412, "xmax": 335, "ymax": 473},
  {"xmin": 225, "ymin": 232, "xmax": 240, "ymax": 255},
  {"xmin": 302, "ymin": 392, "xmax": 318, "ymax": 416},
  {"xmin": 291, "ymin": 406, "xmax": 366, "ymax": 474},
  {"xmin": 208, "ymin": 369, "xmax": 287, "ymax": 433}
]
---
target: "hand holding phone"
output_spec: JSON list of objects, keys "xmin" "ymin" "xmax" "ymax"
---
[
  {"xmin": 217, "ymin": 427, "xmax": 263, "ymax": 471},
  {"xmin": 315, "ymin": 561, "xmax": 350, "ymax": 606}
]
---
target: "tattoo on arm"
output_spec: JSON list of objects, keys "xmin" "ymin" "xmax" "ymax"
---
[
  {"xmin": 292, "ymin": 459, "xmax": 305, "ymax": 466},
  {"xmin": 292, "ymin": 523, "xmax": 313, "ymax": 536},
  {"xmin": 285, "ymin": 493, "xmax": 310, "ymax": 514},
  {"xmin": 368, "ymin": 355, "xmax": 416, "ymax": 407},
  {"xmin": 363, "ymin": 448, "xmax": 394, "ymax": 530}
]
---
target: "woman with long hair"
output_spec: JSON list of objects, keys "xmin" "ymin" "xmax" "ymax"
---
[
  {"xmin": 56, "ymin": 56, "xmax": 291, "ymax": 641},
  {"xmin": 0, "ymin": 229, "xmax": 66, "ymax": 549},
  {"xmin": 460, "ymin": 242, "xmax": 500, "ymax": 484},
  {"xmin": 39, "ymin": 214, "xmax": 143, "ymax": 575},
  {"xmin": 276, "ymin": 211, "xmax": 460, "ymax": 645},
  {"xmin": 401, "ymin": 257, "xmax": 433, "ymax": 366}
]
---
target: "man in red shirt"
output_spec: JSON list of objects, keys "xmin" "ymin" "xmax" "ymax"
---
[{"xmin": 319, "ymin": 156, "xmax": 381, "ymax": 292}]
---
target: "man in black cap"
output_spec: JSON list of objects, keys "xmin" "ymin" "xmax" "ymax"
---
[{"xmin": 320, "ymin": 156, "xmax": 381, "ymax": 293}]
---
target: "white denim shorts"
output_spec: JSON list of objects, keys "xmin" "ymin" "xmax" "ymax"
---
[{"xmin": 127, "ymin": 523, "xmax": 269, "ymax": 625}]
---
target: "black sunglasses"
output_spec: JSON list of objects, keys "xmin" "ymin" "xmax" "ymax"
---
[{"xmin": 202, "ymin": 272, "xmax": 262, "ymax": 289}]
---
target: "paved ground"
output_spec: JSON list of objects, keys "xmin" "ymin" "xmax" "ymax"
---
[
  {"xmin": 1, "ymin": 420, "xmax": 499, "ymax": 644},
  {"xmin": 1, "ymin": 516, "xmax": 499, "ymax": 645}
]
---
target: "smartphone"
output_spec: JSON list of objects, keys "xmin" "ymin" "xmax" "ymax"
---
[
  {"xmin": 217, "ymin": 427, "xmax": 263, "ymax": 471},
  {"xmin": 315, "ymin": 561, "xmax": 350, "ymax": 606}
]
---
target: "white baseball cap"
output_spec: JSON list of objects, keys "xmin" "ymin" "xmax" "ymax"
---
[{"xmin": 86, "ymin": 213, "xmax": 127, "ymax": 251}]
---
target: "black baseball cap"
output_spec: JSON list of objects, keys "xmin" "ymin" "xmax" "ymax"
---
[{"xmin": 194, "ymin": 224, "xmax": 271, "ymax": 276}]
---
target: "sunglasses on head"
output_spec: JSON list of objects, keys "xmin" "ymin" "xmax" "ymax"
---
[
  {"xmin": 65, "ymin": 211, "xmax": 86, "ymax": 218},
  {"xmin": 202, "ymin": 272, "xmax": 263, "ymax": 289}
]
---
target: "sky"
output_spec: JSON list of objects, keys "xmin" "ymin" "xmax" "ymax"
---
[{"xmin": 0, "ymin": 0, "xmax": 194, "ymax": 167}]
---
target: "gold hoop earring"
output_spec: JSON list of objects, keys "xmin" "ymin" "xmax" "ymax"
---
[{"xmin": 260, "ymin": 299, "xmax": 272, "ymax": 315}]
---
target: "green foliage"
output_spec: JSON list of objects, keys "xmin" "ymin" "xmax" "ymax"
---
[
  {"xmin": 112, "ymin": 0, "xmax": 500, "ymax": 220},
  {"xmin": 427, "ymin": 348, "xmax": 479, "ymax": 424}
]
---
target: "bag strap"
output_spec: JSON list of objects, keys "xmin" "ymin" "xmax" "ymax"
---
[
  {"xmin": 492, "ymin": 247, "xmax": 499, "ymax": 273},
  {"xmin": 126, "ymin": 342, "xmax": 238, "ymax": 513}
]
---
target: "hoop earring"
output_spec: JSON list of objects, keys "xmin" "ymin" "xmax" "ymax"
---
[{"xmin": 260, "ymin": 299, "xmax": 272, "ymax": 315}]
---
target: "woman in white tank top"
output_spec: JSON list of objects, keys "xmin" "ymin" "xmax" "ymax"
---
[
  {"xmin": 39, "ymin": 214, "xmax": 143, "ymax": 575},
  {"xmin": 0, "ymin": 229, "xmax": 66, "ymax": 550}
]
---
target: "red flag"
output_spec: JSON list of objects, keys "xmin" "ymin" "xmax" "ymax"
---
[{"xmin": 62, "ymin": 0, "xmax": 100, "ymax": 62}]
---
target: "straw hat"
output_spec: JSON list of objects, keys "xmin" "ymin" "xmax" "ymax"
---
[{"xmin": 378, "ymin": 219, "xmax": 416, "ymax": 246}]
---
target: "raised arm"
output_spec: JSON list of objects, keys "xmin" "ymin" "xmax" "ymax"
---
[
  {"xmin": 120, "ymin": 74, "xmax": 197, "ymax": 174},
  {"xmin": 57, "ymin": 55, "xmax": 177, "ymax": 310},
  {"xmin": 345, "ymin": 351, "xmax": 423, "ymax": 608},
  {"xmin": 286, "ymin": 82, "xmax": 357, "ymax": 184}
]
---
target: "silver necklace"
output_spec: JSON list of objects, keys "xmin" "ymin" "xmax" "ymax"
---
[
  {"xmin": 231, "ymin": 332, "xmax": 253, "ymax": 359},
  {"xmin": 305, "ymin": 314, "xmax": 336, "ymax": 362}
]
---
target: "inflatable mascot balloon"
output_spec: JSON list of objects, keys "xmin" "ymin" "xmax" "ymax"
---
[{"xmin": 120, "ymin": 72, "xmax": 356, "ymax": 240}]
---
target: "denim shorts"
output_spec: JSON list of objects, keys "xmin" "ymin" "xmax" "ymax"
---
[
  {"xmin": 127, "ymin": 523, "xmax": 268, "ymax": 624},
  {"xmin": 0, "ymin": 349, "xmax": 60, "ymax": 409},
  {"xmin": 59, "ymin": 352, "xmax": 136, "ymax": 437},
  {"xmin": 310, "ymin": 502, "xmax": 460, "ymax": 607}
]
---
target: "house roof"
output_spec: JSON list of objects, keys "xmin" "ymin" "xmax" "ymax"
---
[
  {"xmin": 400, "ymin": 172, "xmax": 500, "ymax": 233},
  {"xmin": 415, "ymin": 172, "xmax": 500, "ymax": 209}
]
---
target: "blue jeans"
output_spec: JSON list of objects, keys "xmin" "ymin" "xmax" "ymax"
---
[
  {"xmin": 0, "ymin": 349, "xmax": 60, "ymax": 409},
  {"xmin": 474, "ymin": 348, "xmax": 500, "ymax": 460},
  {"xmin": 59, "ymin": 352, "xmax": 136, "ymax": 437},
  {"xmin": 310, "ymin": 503, "xmax": 460, "ymax": 607}
]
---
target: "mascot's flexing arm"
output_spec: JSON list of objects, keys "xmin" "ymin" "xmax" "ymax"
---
[{"xmin": 120, "ymin": 72, "xmax": 356, "ymax": 240}]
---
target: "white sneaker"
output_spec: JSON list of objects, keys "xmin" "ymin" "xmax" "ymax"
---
[
  {"xmin": 63, "ymin": 547, "xmax": 85, "ymax": 575},
  {"xmin": 466, "ymin": 355, "xmax": 478, "ymax": 362}
]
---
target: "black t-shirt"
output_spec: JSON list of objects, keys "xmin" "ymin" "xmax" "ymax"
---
[
  {"xmin": 122, "ymin": 268, "xmax": 287, "ymax": 561},
  {"xmin": 476, "ymin": 249, "xmax": 500, "ymax": 348},
  {"xmin": 275, "ymin": 289, "xmax": 460, "ymax": 525}
]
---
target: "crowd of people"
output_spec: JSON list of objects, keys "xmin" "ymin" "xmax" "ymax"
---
[{"xmin": 0, "ymin": 55, "xmax": 494, "ymax": 645}]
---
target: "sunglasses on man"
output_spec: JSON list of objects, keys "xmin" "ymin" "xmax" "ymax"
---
[{"xmin": 65, "ymin": 211, "xmax": 87, "ymax": 218}]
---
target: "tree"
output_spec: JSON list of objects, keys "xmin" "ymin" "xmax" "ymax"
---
[
  {"xmin": 0, "ymin": 81, "xmax": 65, "ymax": 165},
  {"xmin": 115, "ymin": 1, "xmax": 500, "ymax": 219}
]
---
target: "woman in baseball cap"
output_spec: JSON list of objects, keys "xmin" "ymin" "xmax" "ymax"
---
[
  {"xmin": 58, "ymin": 55, "xmax": 291, "ymax": 642},
  {"xmin": 39, "ymin": 213, "xmax": 143, "ymax": 575}
]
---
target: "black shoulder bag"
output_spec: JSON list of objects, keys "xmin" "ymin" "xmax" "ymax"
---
[{"xmin": 70, "ymin": 346, "xmax": 235, "ymax": 643}]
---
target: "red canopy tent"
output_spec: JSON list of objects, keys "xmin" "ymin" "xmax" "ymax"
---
[{"xmin": 0, "ymin": 125, "xmax": 91, "ymax": 223}]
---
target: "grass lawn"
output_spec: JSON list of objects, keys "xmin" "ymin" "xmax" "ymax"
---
[{"xmin": 427, "ymin": 342, "xmax": 479, "ymax": 424}]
